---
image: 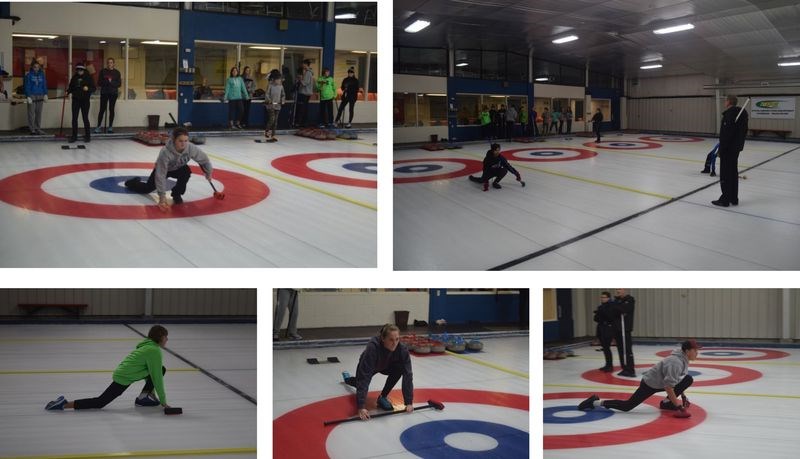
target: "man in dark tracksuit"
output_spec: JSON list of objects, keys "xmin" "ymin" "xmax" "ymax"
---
[
  {"xmin": 712, "ymin": 95, "xmax": 748, "ymax": 207},
  {"xmin": 468, "ymin": 143, "xmax": 523, "ymax": 191},
  {"xmin": 343, "ymin": 324, "xmax": 414, "ymax": 421},
  {"xmin": 594, "ymin": 291, "xmax": 615, "ymax": 372},
  {"xmin": 612, "ymin": 288, "xmax": 636, "ymax": 377}
]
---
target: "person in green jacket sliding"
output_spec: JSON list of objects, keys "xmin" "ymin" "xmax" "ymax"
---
[
  {"xmin": 45, "ymin": 325, "xmax": 173, "ymax": 411},
  {"xmin": 316, "ymin": 67, "xmax": 335, "ymax": 128}
]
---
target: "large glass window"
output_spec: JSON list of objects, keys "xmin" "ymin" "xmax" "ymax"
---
[
  {"xmin": 481, "ymin": 50, "xmax": 506, "ymax": 80},
  {"xmin": 454, "ymin": 49, "xmax": 480, "ymax": 78},
  {"xmin": 393, "ymin": 92, "xmax": 418, "ymax": 127},
  {"xmin": 394, "ymin": 47, "xmax": 447, "ymax": 76},
  {"xmin": 126, "ymin": 39, "xmax": 177, "ymax": 100},
  {"xmin": 334, "ymin": 2, "xmax": 377, "ymax": 26},
  {"xmin": 194, "ymin": 42, "xmax": 237, "ymax": 101},
  {"xmin": 455, "ymin": 94, "xmax": 480, "ymax": 126},
  {"xmin": 71, "ymin": 36, "xmax": 127, "ymax": 100},
  {"xmin": 11, "ymin": 34, "xmax": 70, "ymax": 98},
  {"xmin": 282, "ymin": 47, "xmax": 322, "ymax": 101},
  {"xmin": 286, "ymin": 2, "xmax": 324, "ymax": 20},
  {"xmin": 242, "ymin": 45, "xmax": 281, "ymax": 99},
  {"xmin": 418, "ymin": 94, "xmax": 447, "ymax": 126},
  {"xmin": 334, "ymin": 51, "xmax": 366, "ymax": 100},
  {"xmin": 591, "ymin": 98, "xmax": 611, "ymax": 121}
]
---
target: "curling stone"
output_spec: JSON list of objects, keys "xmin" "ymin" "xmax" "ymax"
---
[{"xmin": 467, "ymin": 340, "xmax": 483, "ymax": 351}]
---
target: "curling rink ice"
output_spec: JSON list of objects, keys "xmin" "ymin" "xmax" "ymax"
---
[
  {"xmin": 394, "ymin": 134, "xmax": 800, "ymax": 270},
  {"xmin": 543, "ymin": 343, "xmax": 800, "ymax": 458},
  {"xmin": 0, "ymin": 323, "xmax": 256, "ymax": 459},
  {"xmin": 273, "ymin": 336, "xmax": 529, "ymax": 459},
  {"xmin": 0, "ymin": 133, "xmax": 376, "ymax": 267}
]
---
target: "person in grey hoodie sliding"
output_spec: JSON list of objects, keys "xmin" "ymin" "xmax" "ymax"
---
[
  {"xmin": 578, "ymin": 339, "xmax": 701, "ymax": 413},
  {"xmin": 125, "ymin": 127, "xmax": 213, "ymax": 212}
]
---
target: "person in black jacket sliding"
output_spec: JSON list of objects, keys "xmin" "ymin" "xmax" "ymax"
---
[
  {"xmin": 335, "ymin": 67, "xmax": 359, "ymax": 128},
  {"xmin": 342, "ymin": 324, "xmax": 414, "ymax": 421},
  {"xmin": 468, "ymin": 143, "xmax": 524, "ymax": 191},
  {"xmin": 712, "ymin": 95, "xmax": 748, "ymax": 207}
]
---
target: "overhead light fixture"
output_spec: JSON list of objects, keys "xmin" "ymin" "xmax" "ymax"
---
[
  {"xmin": 426, "ymin": 93, "xmax": 446, "ymax": 97},
  {"xmin": 653, "ymin": 23, "xmax": 694, "ymax": 34},
  {"xmin": 141, "ymin": 40, "xmax": 177, "ymax": 46},
  {"xmin": 249, "ymin": 46, "xmax": 281, "ymax": 50},
  {"xmin": 535, "ymin": 77, "xmax": 549, "ymax": 82},
  {"xmin": 335, "ymin": 13, "xmax": 357, "ymax": 20},
  {"xmin": 120, "ymin": 40, "xmax": 126, "ymax": 44},
  {"xmin": 405, "ymin": 19, "xmax": 431, "ymax": 33},
  {"xmin": 777, "ymin": 61, "xmax": 800, "ymax": 67},
  {"xmin": 12, "ymin": 33, "xmax": 58, "ymax": 39},
  {"xmin": 640, "ymin": 64, "xmax": 663, "ymax": 69},
  {"xmin": 455, "ymin": 62, "xmax": 469, "ymax": 67},
  {"xmin": 552, "ymin": 35, "xmax": 578, "ymax": 44},
  {"xmin": 351, "ymin": 50, "xmax": 368, "ymax": 54},
  {"xmin": 99, "ymin": 40, "xmax": 107, "ymax": 44}
]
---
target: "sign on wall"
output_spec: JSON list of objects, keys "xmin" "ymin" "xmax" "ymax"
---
[{"xmin": 751, "ymin": 97, "xmax": 795, "ymax": 119}]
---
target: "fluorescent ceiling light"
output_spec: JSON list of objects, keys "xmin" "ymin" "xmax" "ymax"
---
[
  {"xmin": 535, "ymin": 77, "xmax": 549, "ymax": 81},
  {"xmin": 777, "ymin": 61, "xmax": 800, "ymax": 67},
  {"xmin": 351, "ymin": 50, "xmax": 368, "ymax": 54},
  {"xmin": 335, "ymin": 13, "xmax": 356, "ymax": 19},
  {"xmin": 640, "ymin": 64, "xmax": 663, "ymax": 69},
  {"xmin": 13, "ymin": 33, "xmax": 58, "ymax": 39},
  {"xmin": 455, "ymin": 62, "xmax": 469, "ymax": 67},
  {"xmin": 120, "ymin": 40, "xmax": 126, "ymax": 44},
  {"xmin": 552, "ymin": 35, "xmax": 578, "ymax": 44},
  {"xmin": 249, "ymin": 46, "xmax": 281, "ymax": 50},
  {"xmin": 99, "ymin": 40, "xmax": 107, "ymax": 44},
  {"xmin": 653, "ymin": 23, "xmax": 694, "ymax": 34},
  {"xmin": 426, "ymin": 93, "xmax": 446, "ymax": 97},
  {"xmin": 141, "ymin": 40, "xmax": 177, "ymax": 46},
  {"xmin": 405, "ymin": 19, "xmax": 431, "ymax": 33}
]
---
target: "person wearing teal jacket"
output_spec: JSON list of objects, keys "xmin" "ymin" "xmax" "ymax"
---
[
  {"xmin": 224, "ymin": 66, "xmax": 248, "ymax": 129},
  {"xmin": 45, "ymin": 325, "xmax": 173, "ymax": 411},
  {"xmin": 316, "ymin": 67, "xmax": 335, "ymax": 127}
]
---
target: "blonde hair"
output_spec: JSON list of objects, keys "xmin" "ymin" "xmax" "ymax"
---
[{"xmin": 379, "ymin": 324, "xmax": 399, "ymax": 339}]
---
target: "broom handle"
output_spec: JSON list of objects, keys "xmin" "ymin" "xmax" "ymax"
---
[
  {"xmin": 323, "ymin": 402, "xmax": 435, "ymax": 426},
  {"xmin": 735, "ymin": 97, "xmax": 750, "ymax": 123}
]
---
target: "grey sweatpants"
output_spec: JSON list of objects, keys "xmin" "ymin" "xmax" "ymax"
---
[
  {"xmin": 27, "ymin": 97, "xmax": 44, "ymax": 132},
  {"xmin": 273, "ymin": 288, "xmax": 299, "ymax": 336}
]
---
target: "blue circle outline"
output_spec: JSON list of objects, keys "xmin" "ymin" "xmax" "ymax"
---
[
  {"xmin": 399, "ymin": 419, "xmax": 528, "ymax": 458},
  {"xmin": 544, "ymin": 405, "xmax": 615, "ymax": 424}
]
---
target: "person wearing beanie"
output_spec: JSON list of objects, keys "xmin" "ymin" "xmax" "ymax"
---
[
  {"xmin": 577, "ymin": 339, "xmax": 701, "ymax": 415},
  {"xmin": 66, "ymin": 63, "xmax": 95, "ymax": 143},
  {"xmin": 335, "ymin": 67, "xmax": 360, "ymax": 128},
  {"xmin": 468, "ymin": 143, "xmax": 523, "ymax": 191}
]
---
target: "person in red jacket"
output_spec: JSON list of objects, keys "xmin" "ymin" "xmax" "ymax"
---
[{"xmin": 44, "ymin": 325, "xmax": 173, "ymax": 411}]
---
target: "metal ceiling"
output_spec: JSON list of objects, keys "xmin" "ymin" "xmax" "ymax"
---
[{"xmin": 394, "ymin": 0, "xmax": 800, "ymax": 82}]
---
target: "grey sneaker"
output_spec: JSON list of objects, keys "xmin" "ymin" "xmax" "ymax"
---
[
  {"xmin": 93, "ymin": 127, "xmax": 102, "ymax": 134},
  {"xmin": 288, "ymin": 333, "xmax": 303, "ymax": 340}
]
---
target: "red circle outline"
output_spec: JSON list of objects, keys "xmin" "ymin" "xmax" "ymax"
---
[
  {"xmin": 655, "ymin": 347, "xmax": 789, "ymax": 361},
  {"xmin": 393, "ymin": 158, "xmax": 483, "ymax": 183},
  {"xmin": 503, "ymin": 147, "xmax": 597, "ymax": 162},
  {"xmin": 0, "ymin": 162, "xmax": 269, "ymax": 219},
  {"xmin": 272, "ymin": 153, "xmax": 377, "ymax": 188},
  {"xmin": 544, "ymin": 391, "xmax": 707, "ymax": 449},
  {"xmin": 639, "ymin": 136, "xmax": 704, "ymax": 142},
  {"xmin": 273, "ymin": 388, "xmax": 528, "ymax": 459},
  {"xmin": 583, "ymin": 140, "xmax": 662, "ymax": 150},
  {"xmin": 582, "ymin": 363, "xmax": 761, "ymax": 387}
]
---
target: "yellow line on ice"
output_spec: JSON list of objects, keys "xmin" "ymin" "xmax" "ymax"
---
[
  {"xmin": 1, "ymin": 447, "xmax": 257, "ymax": 459},
  {"xmin": 207, "ymin": 153, "xmax": 376, "ymax": 211},
  {"xmin": 445, "ymin": 351, "xmax": 529, "ymax": 379},
  {"xmin": 335, "ymin": 137, "xmax": 377, "ymax": 147}
]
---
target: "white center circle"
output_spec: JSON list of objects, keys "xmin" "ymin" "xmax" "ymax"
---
[
  {"xmin": 553, "ymin": 410, "xmax": 586, "ymax": 418},
  {"xmin": 443, "ymin": 432, "xmax": 499, "ymax": 451}
]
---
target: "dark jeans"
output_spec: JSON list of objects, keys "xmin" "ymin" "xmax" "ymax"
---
[
  {"xmin": 477, "ymin": 168, "xmax": 508, "ymax": 184},
  {"xmin": 295, "ymin": 93, "xmax": 310, "ymax": 127},
  {"xmin": 506, "ymin": 121, "xmax": 515, "ymax": 139},
  {"xmin": 719, "ymin": 149, "xmax": 741, "ymax": 202},
  {"xmin": 615, "ymin": 328, "xmax": 635, "ymax": 372},
  {"xmin": 597, "ymin": 322, "xmax": 614, "ymax": 367},
  {"xmin": 97, "ymin": 93, "xmax": 118, "ymax": 128},
  {"xmin": 336, "ymin": 98, "xmax": 356, "ymax": 123},
  {"xmin": 241, "ymin": 98, "xmax": 251, "ymax": 126},
  {"xmin": 345, "ymin": 365, "xmax": 404, "ymax": 399},
  {"xmin": 594, "ymin": 124, "xmax": 602, "ymax": 142},
  {"xmin": 602, "ymin": 375, "xmax": 693, "ymax": 412},
  {"xmin": 127, "ymin": 165, "xmax": 191, "ymax": 198},
  {"xmin": 319, "ymin": 99, "xmax": 333, "ymax": 125},
  {"xmin": 228, "ymin": 99, "xmax": 243, "ymax": 125},
  {"xmin": 71, "ymin": 97, "xmax": 91, "ymax": 138},
  {"xmin": 566, "ymin": 120, "xmax": 572, "ymax": 134},
  {"xmin": 74, "ymin": 366, "xmax": 166, "ymax": 409}
]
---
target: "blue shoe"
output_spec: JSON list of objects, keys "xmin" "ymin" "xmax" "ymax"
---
[
  {"xmin": 135, "ymin": 393, "xmax": 160, "ymax": 407},
  {"xmin": 45, "ymin": 395, "xmax": 66, "ymax": 411},
  {"xmin": 342, "ymin": 371, "xmax": 351, "ymax": 382},
  {"xmin": 107, "ymin": 127, "xmax": 113, "ymax": 133},
  {"xmin": 377, "ymin": 396, "xmax": 394, "ymax": 411}
]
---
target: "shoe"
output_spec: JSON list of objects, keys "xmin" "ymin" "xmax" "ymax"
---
[
  {"xmin": 711, "ymin": 199, "xmax": 729, "ymax": 207},
  {"xmin": 135, "ymin": 393, "xmax": 160, "ymax": 407},
  {"xmin": 124, "ymin": 177, "xmax": 141, "ymax": 188},
  {"xmin": 482, "ymin": 182, "xmax": 489, "ymax": 192},
  {"xmin": 45, "ymin": 395, "xmax": 67, "ymax": 411},
  {"xmin": 700, "ymin": 168, "xmax": 710, "ymax": 174},
  {"xmin": 660, "ymin": 399, "xmax": 679, "ymax": 410},
  {"xmin": 318, "ymin": 124, "xmax": 325, "ymax": 128},
  {"xmin": 598, "ymin": 366, "xmax": 613, "ymax": 372},
  {"xmin": 273, "ymin": 333, "xmax": 279, "ymax": 341},
  {"xmin": 731, "ymin": 199, "xmax": 738, "ymax": 206},
  {"xmin": 93, "ymin": 127, "xmax": 101, "ymax": 134},
  {"xmin": 30, "ymin": 131, "xmax": 37, "ymax": 135},
  {"xmin": 108, "ymin": 127, "xmax": 113, "ymax": 133},
  {"xmin": 37, "ymin": 129, "xmax": 46, "ymax": 135},
  {"xmin": 84, "ymin": 136, "xmax": 91, "ymax": 143},
  {"xmin": 578, "ymin": 394, "xmax": 598, "ymax": 411},
  {"xmin": 345, "ymin": 123, "xmax": 352, "ymax": 128},
  {"xmin": 377, "ymin": 396, "xmax": 394, "ymax": 411},
  {"xmin": 617, "ymin": 370, "xmax": 636, "ymax": 377},
  {"xmin": 68, "ymin": 136, "xmax": 77, "ymax": 143},
  {"xmin": 172, "ymin": 195, "xmax": 183, "ymax": 205},
  {"xmin": 710, "ymin": 171, "xmax": 716, "ymax": 177},
  {"xmin": 492, "ymin": 182, "xmax": 502, "ymax": 189},
  {"xmin": 468, "ymin": 175, "xmax": 481, "ymax": 183},
  {"xmin": 288, "ymin": 333, "xmax": 303, "ymax": 340}
]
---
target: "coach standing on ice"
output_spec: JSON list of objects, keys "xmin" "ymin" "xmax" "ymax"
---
[{"xmin": 712, "ymin": 95, "xmax": 748, "ymax": 207}]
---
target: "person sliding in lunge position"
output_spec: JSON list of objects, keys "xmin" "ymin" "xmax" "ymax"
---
[{"xmin": 469, "ymin": 143, "xmax": 524, "ymax": 191}]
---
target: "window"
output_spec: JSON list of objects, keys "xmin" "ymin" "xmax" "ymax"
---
[
  {"xmin": 194, "ymin": 42, "xmax": 237, "ymax": 100},
  {"xmin": 242, "ymin": 45, "xmax": 281, "ymax": 99},
  {"xmin": 282, "ymin": 47, "xmax": 322, "ymax": 101},
  {"xmin": 481, "ymin": 50, "xmax": 506, "ymax": 80},
  {"xmin": 127, "ymin": 39, "xmax": 177, "ymax": 100},
  {"xmin": 11, "ymin": 34, "xmax": 70, "ymax": 98},
  {"xmin": 334, "ymin": 2, "xmax": 377, "ymax": 26},
  {"xmin": 573, "ymin": 99, "xmax": 585, "ymax": 121},
  {"xmin": 507, "ymin": 52, "xmax": 528, "ymax": 82},
  {"xmin": 71, "ymin": 36, "xmax": 127, "ymax": 100},
  {"xmin": 394, "ymin": 47, "xmax": 447, "ymax": 76},
  {"xmin": 418, "ymin": 94, "xmax": 447, "ymax": 126},
  {"xmin": 560, "ymin": 64, "xmax": 583, "ymax": 86},
  {"xmin": 454, "ymin": 49, "xmax": 480, "ymax": 78},
  {"xmin": 334, "ymin": 51, "xmax": 366, "ymax": 100},
  {"xmin": 393, "ymin": 92, "xmax": 418, "ymax": 127},
  {"xmin": 455, "ymin": 94, "xmax": 481, "ymax": 126},
  {"xmin": 286, "ymin": 2, "xmax": 324, "ymax": 20},
  {"xmin": 534, "ymin": 59, "xmax": 584, "ymax": 86},
  {"xmin": 591, "ymin": 98, "xmax": 611, "ymax": 121}
]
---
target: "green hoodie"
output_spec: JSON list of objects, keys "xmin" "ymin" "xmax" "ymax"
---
[
  {"xmin": 113, "ymin": 338, "xmax": 166, "ymax": 405},
  {"xmin": 316, "ymin": 75, "xmax": 335, "ymax": 101}
]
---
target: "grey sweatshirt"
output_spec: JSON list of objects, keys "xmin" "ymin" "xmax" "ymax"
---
[
  {"xmin": 299, "ymin": 68, "xmax": 314, "ymax": 96},
  {"xmin": 265, "ymin": 83, "xmax": 285, "ymax": 110},
  {"xmin": 355, "ymin": 336, "xmax": 413, "ymax": 409},
  {"xmin": 642, "ymin": 348, "xmax": 688, "ymax": 390},
  {"xmin": 154, "ymin": 138, "xmax": 212, "ymax": 198}
]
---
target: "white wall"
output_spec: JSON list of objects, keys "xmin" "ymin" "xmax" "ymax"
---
[
  {"xmin": 335, "ymin": 24, "xmax": 377, "ymax": 52},
  {"xmin": 280, "ymin": 291, "xmax": 429, "ymax": 329},
  {"xmin": 394, "ymin": 74, "xmax": 448, "ymax": 143},
  {"xmin": 534, "ymin": 83, "xmax": 588, "ymax": 132}
]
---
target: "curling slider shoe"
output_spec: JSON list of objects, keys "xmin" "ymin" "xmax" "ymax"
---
[
  {"xmin": 45, "ymin": 395, "xmax": 66, "ymax": 411},
  {"xmin": 135, "ymin": 393, "xmax": 161, "ymax": 407},
  {"xmin": 377, "ymin": 396, "xmax": 394, "ymax": 411}
]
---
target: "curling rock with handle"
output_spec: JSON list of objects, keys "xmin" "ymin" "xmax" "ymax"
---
[
  {"xmin": 467, "ymin": 340, "xmax": 483, "ymax": 351},
  {"xmin": 430, "ymin": 341, "xmax": 446, "ymax": 353},
  {"xmin": 446, "ymin": 341, "xmax": 466, "ymax": 353},
  {"xmin": 414, "ymin": 343, "xmax": 431, "ymax": 354}
]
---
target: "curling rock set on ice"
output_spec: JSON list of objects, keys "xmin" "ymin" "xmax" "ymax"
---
[{"xmin": 401, "ymin": 334, "xmax": 484, "ymax": 355}]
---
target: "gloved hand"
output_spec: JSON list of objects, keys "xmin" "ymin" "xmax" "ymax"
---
[
  {"xmin": 681, "ymin": 395, "xmax": 690, "ymax": 408},
  {"xmin": 26, "ymin": 97, "xmax": 32, "ymax": 104},
  {"xmin": 43, "ymin": 95, "xmax": 48, "ymax": 102}
]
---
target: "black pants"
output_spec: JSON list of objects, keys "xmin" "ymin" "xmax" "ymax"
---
[
  {"xmin": 319, "ymin": 99, "xmax": 333, "ymax": 125},
  {"xmin": 74, "ymin": 366, "xmax": 166, "ymax": 409},
  {"xmin": 345, "ymin": 365, "xmax": 403, "ymax": 399},
  {"xmin": 228, "ymin": 100, "xmax": 243, "ymax": 126},
  {"xmin": 602, "ymin": 375, "xmax": 693, "ymax": 412},
  {"xmin": 481, "ymin": 124, "xmax": 491, "ymax": 139},
  {"xmin": 97, "ymin": 93, "xmax": 118, "ymax": 128},
  {"xmin": 295, "ymin": 93, "xmax": 310, "ymax": 127},
  {"xmin": 615, "ymin": 328, "xmax": 635, "ymax": 372},
  {"xmin": 241, "ymin": 98, "xmax": 251, "ymax": 126},
  {"xmin": 558, "ymin": 120, "xmax": 564, "ymax": 134},
  {"xmin": 719, "ymin": 149, "xmax": 740, "ymax": 203},
  {"xmin": 597, "ymin": 323, "xmax": 614, "ymax": 367},
  {"xmin": 71, "ymin": 97, "xmax": 91, "ymax": 138},
  {"xmin": 593, "ymin": 124, "xmax": 601, "ymax": 142},
  {"xmin": 506, "ymin": 121, "xmax": 515, "ymax": 139},
  {"xmin": 474, "ymin": 168, "xmax": 508, "ymax": 184},
  {"xmin": 566, "ymin": 120, "xmax": 572, "ymax": 134},
  {"xmin": 336, "ymin": 98, "xmax": 356, "ymax": 123},
  {"xmin": 127, "ymin": 165, "xmax": 191, "ymax": 198},
  {"xmin": 532, "ymin": 121, "xmax": 540, "ymax": 136}
]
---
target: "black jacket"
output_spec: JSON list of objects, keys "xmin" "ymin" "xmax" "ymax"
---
[
  {"xmin": 67, "ymin": 73, "xmax": 96, "ymax": 99},
  {"xmin": 594, "ymin": 302, "xmax": 613, "ymax": 325},
  {"xmin": 340, "ymin": 76, "xmax": 359, "ymax": 101},
  {"xmin": 719, "ymin": 105, "xmax": 748, "ymax": 154},
  {"xmin": 97, "ymin": 68, "xmax": 121, "ymax": 95},
  {"xmin": 355, "ymin": 336, "xmax": 413, "ymax": 409},
  {"xmin": 591, "ymin": 111, "xmax": 603, "ymax": 124},
  {"xmin": 483, "ymin": 151, "xmax": 520, "ymax": 177},
  {"xmin": 611, "ymin": 294, "xmax": 635, "ymax": 332}
]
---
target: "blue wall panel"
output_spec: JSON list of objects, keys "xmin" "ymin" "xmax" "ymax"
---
[
  {"xmin": 587, "ymin": 86, "xmax": 622, "ymax": 132},
  {"xmin": 428, "ymin": 289, "xmax": 520, "ymax": 324}
]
